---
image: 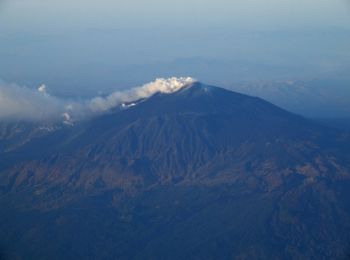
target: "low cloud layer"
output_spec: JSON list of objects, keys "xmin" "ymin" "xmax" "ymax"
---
[{"xmin": 0, "ymin": 77, "xmax": 195, "ymax": 123}]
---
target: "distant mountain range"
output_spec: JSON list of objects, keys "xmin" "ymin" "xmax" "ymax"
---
[
  {"xmin": 231, "ymin": 79, "xmax": 350, "ymax": 118},
  {"xmin": 1, "ymin": 82, "xmax": 350, "ymax": 259}
]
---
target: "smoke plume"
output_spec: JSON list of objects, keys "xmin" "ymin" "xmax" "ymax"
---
[{"xmin": 0, "ymin": 77, "xmax": 196, "ymax": 122}]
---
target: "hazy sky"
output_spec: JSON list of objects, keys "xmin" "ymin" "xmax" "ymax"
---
[
  {"xmin": 0, "ymin": 0, "xmax": 350, "ymax": 95},
  {"xmin": 1, "ymin": 0, "xmax": 350, "ymax": 30}
]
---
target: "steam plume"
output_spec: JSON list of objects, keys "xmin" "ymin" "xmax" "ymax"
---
[{"xmin": 0, "ymin": 77, "xmax": 196, "ymax": 122}]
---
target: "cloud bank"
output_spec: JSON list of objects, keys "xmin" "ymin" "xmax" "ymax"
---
[{"xmin": 0, "ymin": 77, "xmax": 196, "ymax": 123}]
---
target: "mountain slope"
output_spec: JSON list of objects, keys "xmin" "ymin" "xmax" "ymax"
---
[{"xmin": 0, "ymin": 82, "xmax": 350, "ymax": 259}]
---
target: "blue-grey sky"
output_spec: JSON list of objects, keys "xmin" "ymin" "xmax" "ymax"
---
[
  {"xmin": 0, "ymin": 0, "xmax": 350, "ymax": 96},
  {"xmin": 1, "ymin": 0, "xmax": 350, "ymax": 30}
]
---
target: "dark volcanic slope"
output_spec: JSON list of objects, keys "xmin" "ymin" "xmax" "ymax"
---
[{"xmin": 0, "ymin": 83, "xmax": 350, "ymax": 259}]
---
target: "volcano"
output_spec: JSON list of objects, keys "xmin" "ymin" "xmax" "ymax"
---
[{"xmin": 1, "ymin": 82, "xmax": 350, "ymax": 259}]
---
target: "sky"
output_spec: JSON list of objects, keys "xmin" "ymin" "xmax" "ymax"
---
[
  {"xmin": 0, "ymin": 0, "xmax": 350, "ymax": 117},
  {"xmin": 1, "ymin": 0, "xmax": 350, "ymax": 30}
]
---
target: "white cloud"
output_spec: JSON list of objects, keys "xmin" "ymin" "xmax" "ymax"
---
[{"xmin": 37, "ymin": 84, "xmax": 47, "ymax": 94}]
